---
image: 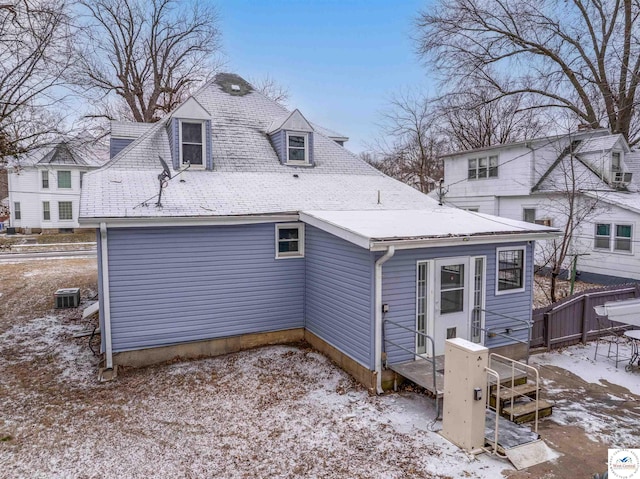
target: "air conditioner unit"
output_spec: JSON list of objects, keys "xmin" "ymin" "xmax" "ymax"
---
[
  {"xmin": 55, "ymin": 288, "xmax": 80, "ymax": 308},
  {"xmin": 612, "ymin": 171, "xmax": 632, "ymax": 184}
]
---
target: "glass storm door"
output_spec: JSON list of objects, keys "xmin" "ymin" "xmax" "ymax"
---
[
  {"xmin": 416, "ymin": 261, "xmax": 429, "ymax": 355},
  {"xmin": 434, "ymin": 258, "xmax": 470, "ymax": 356}
]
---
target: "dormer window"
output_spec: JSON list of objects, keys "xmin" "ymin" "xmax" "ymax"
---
[
  {"xmin": 612, "ymin": 151, "xmax": 621, "ymax": 172},
  {"xmin": 180, "ymin": 120, "xmax": 205, "ymax": 167},
  {"xmin": 287, "ymin": 132, "xmax": 309, "ymax": 164}
]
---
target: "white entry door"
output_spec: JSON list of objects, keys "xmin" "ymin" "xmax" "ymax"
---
[{"xmin": 433, "ymin": 257, "xmax": 470, "ymax": 356}]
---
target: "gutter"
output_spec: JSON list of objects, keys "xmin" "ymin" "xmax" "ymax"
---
[
  {"xmin": 99, "ymin": 222, "xmax": 114, "ymax": 370},
  {"xmin": 374, "ymin": 246, "xmax": 395, "ymax": 394},
  {"xmin": 369, "ymin": 231, "xmax": 560, "ymax": 251},
  {"xmin": 79, "ymin": 214, "xmax": 299, "ymax": 229}
]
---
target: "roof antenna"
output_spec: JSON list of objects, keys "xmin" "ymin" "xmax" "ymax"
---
[{"xmin": 156, "ymin": 156, "xmax": 172, "ymax": 207}]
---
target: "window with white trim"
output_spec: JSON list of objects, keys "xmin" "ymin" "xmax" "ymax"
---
[
  {"xmin": 286, "ymin": 132, "xmax": 309, "ymax": 164},
  {"xmin": 612, "ymin": 151, "xmax": 621, "ymax": 173},
  {"xmin": 58, "ymin": 170, "xmax": 71, "ymax": 188},
  {"xmin": 180, "ymin": 120, "xmax": 205, "ymax": 167},
  {"xmin": 595, "ymin": 223, "xmax": 633, "ymax": 252},
  {"xmin": 523, "ymin": 208, "xmax": 536, "ymax": 223},
  {"xmin": 468, "ymin": 155, "xmax": 498, "ymax": 179},
  {"xmin": 42, "ymin": 170, "xmax": 49, "ymax": 189},
  {"xmin": 496, "ymin": 247, "xmax": 525, "ymax": 293},
  {"xmin": 275, "ymin": 223, "xmax": 304, "ymax": 258},
  {"xmin": 43, "ymin": 201, "xmax": 50, "ymax": 221},
  {"xmin": 58, "ymin": 201, "xmax": 72, "ymax": 220},
  {"xmin": 14, "ymin": 202, "xmax": 20, "ymax": 220}
]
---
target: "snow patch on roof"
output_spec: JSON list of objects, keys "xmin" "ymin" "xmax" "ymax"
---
[
  {"xmin": 302, "ymin": 209, "xmax": 556, "ymax": 244},
  {"xmin": 575, "ymin": 134, "xmax": 627, "ymax": 154}
]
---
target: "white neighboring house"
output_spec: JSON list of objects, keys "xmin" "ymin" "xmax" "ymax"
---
[
  {"xmin": 7, "ymin": 140, "xmax": 106, "ymax": 232},
  {"xmin": 440, "ymin": 129, "xmax": 640, "ymax": 284}
]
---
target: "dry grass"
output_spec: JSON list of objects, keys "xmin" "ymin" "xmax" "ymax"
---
[
  {"xmin": 0, "ymin": 258, "xmax": 97, "ymax": 333},
  {"xmin": 0, "ymin": 231, "xmax": 95, "ymax": 247},
  {"xmin": 533, "ymin": 275, "xmax": 599, "ymax": 309},
  {"xmin": 0, "ymin": 257, "xmax": 498, "ymax": 479}
]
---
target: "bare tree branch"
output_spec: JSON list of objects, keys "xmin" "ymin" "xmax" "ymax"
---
[
  {"xmin": 0, "ymin": 0, "xmax": 72, "ymax": 163},
  {"xmin": 416, "ymin": 0, "xmax": 640, "ymax": 143},
  {"xmin": 72, "ymin": 0, "xmax": 222, "ymax": 123},
  {"xmin": 251, "ymin": 75, "xmax": 290, "ymax": 106}
]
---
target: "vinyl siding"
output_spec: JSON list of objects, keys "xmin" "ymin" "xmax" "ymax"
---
[
  {"xmin": 205, "ymin": 119, "xmax": 213, "ymax": 170},
  {"xmin": 110, "ymin": 138, "xmax": 134, "ymax": 159},
  {"xmin": 270, "ymin": 130, "xmax": 286, "ymax": 164},
  {"xmin": 169, "ymin": 118, "xmax": 179, "ymax": 170},
  {"xmin": 105, "ymin": 223, "xmax": 305, "ymax": 352},
  {"xmin": 305, "ymin": 226, "xmax": 375, "ymax": 369},
  {"xmin": 381, "ymin": 242, "xmax": 533, "ymax": 364}
]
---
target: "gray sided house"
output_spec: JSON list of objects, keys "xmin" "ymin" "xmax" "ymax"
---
[{"xmin": 82, "ymin": 73, "xmax": 557, "ymax": 391}]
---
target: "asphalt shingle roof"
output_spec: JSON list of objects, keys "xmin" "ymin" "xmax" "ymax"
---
[
  {"xmin": 79, "ymin": 72, "xmax": 559, "ymax": 244},
  {"xmin": 575, "ymin": 134, "xmax": 626, "ymax": 154}
]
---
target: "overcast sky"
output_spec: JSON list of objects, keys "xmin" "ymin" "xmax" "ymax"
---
[{"xmin": 217, "ymin": 0, "xmax": 435, "ymax": 153}]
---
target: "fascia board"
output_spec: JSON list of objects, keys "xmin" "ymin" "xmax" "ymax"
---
[
  {"xmin": 79, "ymin": 214, "xmax": 299, "ymax": 228},
  {"xmin": 298, "ymin": 212, "xmax": 371, "ymax": 249},
  {"xmin": 369, "ymin": 231, "xmax": 561, "ymax": 251}
]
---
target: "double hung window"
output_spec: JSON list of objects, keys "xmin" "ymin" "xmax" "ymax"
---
[{"xmin": 497, "ymin": 247, "xmax": 525, "ymax": 293}]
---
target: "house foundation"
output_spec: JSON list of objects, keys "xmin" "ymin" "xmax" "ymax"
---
[
  {"xmin": 111, "ymin": 327, "xmax": 388, "ymax": 393},
  {"xmin": 113, "ymin": 328, "xmax": 305, "ymax": 368}
]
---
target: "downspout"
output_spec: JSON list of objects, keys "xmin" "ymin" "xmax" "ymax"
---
[
  {"xmin": 100, "ymin": 222, "xmax": 113, "ymax": 369},
  {"xmin": 374, "ymin": 245, "xmax": 395, "ymax": 394}
]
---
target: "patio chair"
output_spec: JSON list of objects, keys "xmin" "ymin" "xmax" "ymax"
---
[{"xmin": 593, "ymin": 315, "xmax": 630, "ymax": 368}]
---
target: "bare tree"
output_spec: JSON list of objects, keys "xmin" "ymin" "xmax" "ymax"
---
[
  {"xmin": 531, "ymin": 138, "xmax": 603, "ymax": 302},
  {"xmin": 441, "ymin": 89, "xmax": 546, "ymax": 150},
  {"xmin": 416, "ymin": 1, "xmax": 640, "ymax": 144},
  {"xmin": 73, "ymin": 0, "xmax": 221, "ymax": 123},
  {"xmin": 251, "ymin": 75, "xmax": 290, "ymax": 106},
  {"xmin": 367, "ymin": 93, "xmax": 445, "ymax": 193},
  {"xmin": 0, "ymin": 0, "xmax": 71, "ymax": 162}
]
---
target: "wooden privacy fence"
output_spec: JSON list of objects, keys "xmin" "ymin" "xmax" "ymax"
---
[{"xmin": 531, "ymin": 284, "xmax": 640, "ymax": 350}]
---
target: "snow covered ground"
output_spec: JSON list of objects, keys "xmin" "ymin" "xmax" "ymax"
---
[
  {"xmin": 2, "ymin": 258, "xmax": 639, "ymax": 478},
  {"xmin": 531, "ymin": 342, "xmax": 640, "ymax": 450},
  {"xmin": 0, "ymin": 312, "xmax": 513, "ymax": 479}
]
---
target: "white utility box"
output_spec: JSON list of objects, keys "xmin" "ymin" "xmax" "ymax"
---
[{"xmin": 441, "ymin": 338, "xmax": 489, "ymax": 452}]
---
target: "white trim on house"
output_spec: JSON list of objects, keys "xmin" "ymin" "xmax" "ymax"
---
[
  {"xmin": 178, "ymin": 119, "xmax": 206, "ymax": 168},
  {"xmin": 495, "ymin": 246, "xmax": 526, "ymax": 295},
  {"xmin": 471, "ymin": 255, "xmax": 487, "ymax": 344},
  {"xmin": 369, "ymin": 233, "xmax": 554, "ymax": 251},
  {"xmin": 285, "ymin": 131, "xmax": 310, "ymax": 165},
  {"xmin": 594, "ymin": 221, "xmax": 634, "ymax": 255},
  {"xmin": 300, "ymin": 209, "xmax": 560, "ymax": 252},
  {"xmin": 275, "ymin": 223, "xmax": 305, "ymax": 259},
  {"xmin": 79, "ymin": 214, "xmax": 300, "ymax": 228}
]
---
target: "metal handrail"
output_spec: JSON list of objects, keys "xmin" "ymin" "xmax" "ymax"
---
[
  {"xmin": 473, "ymin": 307, "xmax": 533, "ymax": 363},
  {"xmin": 483, "ymin": 367, "xmax": 507, "ymax": 458},
  {"xmin": 489, "ymin": 353, "xmax": 540, "ymax": 434},
  {"xmin": 383, "ymin": 318, "xmax": 440, "ymax": 419}
]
